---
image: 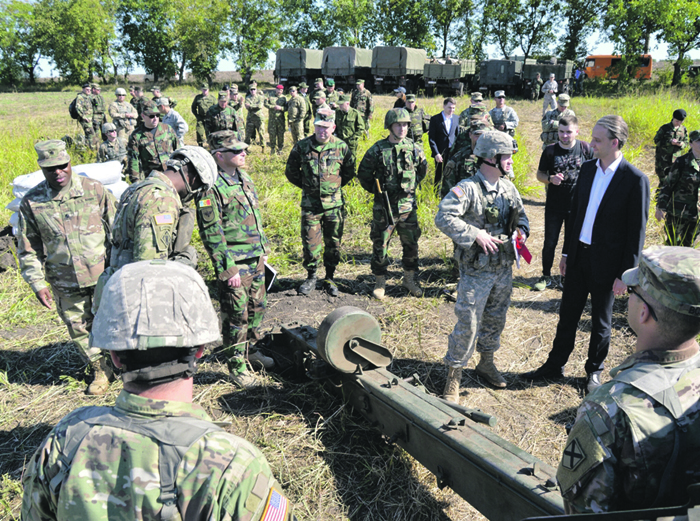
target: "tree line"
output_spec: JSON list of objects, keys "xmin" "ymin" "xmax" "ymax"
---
[{"xmin": 1, "ymin": 0, "xmax": 698, "ymax": 87}]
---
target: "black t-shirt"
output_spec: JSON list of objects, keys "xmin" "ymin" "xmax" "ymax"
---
[{"xmin": 538, "ymin": 140, "xmax": 594, "ymax": 213}]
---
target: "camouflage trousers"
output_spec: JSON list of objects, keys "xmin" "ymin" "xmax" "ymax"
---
[
  {"xmin": 51, "ymin": 284, "xmax": 102, "ymax": 363},
  {"xmin": 195, "ymin": 119, "xmax": 208, "ymax": 147},
  {"xmin": 219, "ymin": 258, "xmax": 267, "ymax": 374},
  {"xmin": 290, "ymin": 121, "xmax": 304, "ymax": 144},
  {"xmin": 542, "ymin": 94, "xmax": 556, "ymax": 115},
  {"xmin": 370, "ymin": 206, "xmax": 421, "ymax": 275},
  {"xmin": 268, "ymin": 119, "xmax": 285, "ymax": 152},
  {"xmin": 92, "ymin": 115, "xmax": 106, "ymax": 141},
  {"xmin": 444, "ymin": 265, "xmax": 512, "ymax": 367},
  {"xmin": 663, "ymin": 214, "xmax": 699, "ymax": 247},
  {"xmin": 245, "ymin": 118, "xmax": 265, "ymax": 148},
  {"xmin": 301, "ymin": 206, "xmax": 346, "ymax": 272},
  {"xmin": 80, "ymin": 120, "xmax": 96, "ymax": 147},
  {"xmin": 654, "ymin": 154, "xmax": 673, "ymax": 181}
]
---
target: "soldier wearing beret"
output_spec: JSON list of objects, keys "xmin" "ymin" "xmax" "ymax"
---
[
  {"xmin": 108, "ymin": 87, "xmax": 137, "ymax": 140},
  {"xmin": 125, "ymin": 102, "xmax": 179, "ymax": 183},
  {"xmin": 557, "ymin": 246, "xmax": 700, "ymax": 514},
  {"xmin": 191, "ymin": 83, "xmax": 215, "ymax": 147},
  {"xmin": 326, "ymin": 78, "xmax": 339, "ymax": 109},
  {"xmin": 653, "ymin": 109, "xmax": 688, "ymax": 182},
  {"xmin": 97, "ymin": 122, "xmax": 128, "ymax": 167}
]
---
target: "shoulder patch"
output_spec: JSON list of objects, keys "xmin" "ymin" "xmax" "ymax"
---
[
  {"xmin": 561, "ymin": 438, "xmax": 585, "ymax": 470},
  {"xmin": 556, "ymin": 414, "xmax": 609, "ymax": 494},
  {"xmin": 261, "ymin": 488, "xmax": 289, "ymax": 521},
  {"xmin": 198, "ymin": 198, "xmax": 212, "ymax": 208},
  {"xmin": 154, "ymin": 213, "xmax": 174, "ymax": 225},
  {"xmin": 451, "ymin": 186, "xmax": 465, "ymax": 198}
]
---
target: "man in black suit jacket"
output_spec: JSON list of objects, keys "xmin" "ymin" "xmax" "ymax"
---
[
  {"xmin": 428, "ymin": 97, "xmax": 459, "ymax": 186},
  {"xmin": 525, "ymin": 115, "xmax": 650, "ymax": 393}
]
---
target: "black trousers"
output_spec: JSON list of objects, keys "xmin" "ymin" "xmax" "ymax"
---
[
  {"xmin": 545, "ymin": 244, "xmax": 615, "ymax": 374},
  {"xmin": 434, "ymin": 148, "xmax": 450, "ymax": 186},
  {"xmin": 542, "ymin": 208, "xmax": 568, "ymax": 276}
]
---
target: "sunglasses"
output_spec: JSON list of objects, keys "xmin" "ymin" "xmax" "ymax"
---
[
  {"xmin": 144, "ymin": 114, "xmax": 158, "ymax": 119},
  {"xmin": 627, "ymin": 286, "xmax": 658, "ymax": 321},
  {"xmin": 217, "ymin": 148, "xmax": 245, "ymax": 155}
]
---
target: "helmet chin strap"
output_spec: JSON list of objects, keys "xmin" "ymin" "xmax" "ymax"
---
[
  {"xmin": 178, "ymin": 169, "xmax": 196, "ymax": 203},
  {"xmin": 484, "ymin": 155, "xmax": 510, "ymax": 177}
]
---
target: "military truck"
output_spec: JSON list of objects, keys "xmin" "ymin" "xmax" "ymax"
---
[
  {"xmin": 423, "ymin": 58, "xmax": 477, "ymax": 96},
  {"xmin": 322, "ymin": 46, "xmax": 373, "ymax": 91},
  {"xmin": 522, "ymin": 58, "xmax": 575, "ymax": 95},
  {"xmin": 371, "ymin": 46, "xmax": 426, "ymax": 94},
  {"xmin": 274, "ymin": 48, "xmax": 323, "ymax": 87},
  {"xmin": 478, "ymin": 59, "xmax": 524, "ymax": 95}
]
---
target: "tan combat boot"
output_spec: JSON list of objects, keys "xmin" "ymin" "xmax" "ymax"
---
[
  {"xmin": 372, "ymin": 275, "xmax": 386, "ymax": 300},
  {"xmin": 402, "ymin": 270, "xmax": 422, "ymax": 297},
  {"xmin": 443, "ymin": 366, "xmax": 462, "ymax": 404},
  {"xmin": 87, "ymin": 356, "xmax": 113, "ymax": 396},
  {"xmin": 475, "ymin": 352, "xmax": 507, "ymax": 388}
]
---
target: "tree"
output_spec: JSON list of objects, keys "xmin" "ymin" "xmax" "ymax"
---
[
  {"xmin": 429, "ymin": 0, "xmax": 473, "ymax": 58},
  {"xmin": 332, "ymin": 0, "xmax": 378, "ymax": 47},
  {"xmin": 281, "ymin": 0, "xmax": 337, "ymax": 49},
  {"xmin": 375, "ymin": 0, "xmax": 435, "ymax": 51},
  {"xmin": 173, "ymin": 0, "xmax": 228, "ymax": 82},
  {"xmin": 482, "ymin": 0, "xmax": 518, "ymax": 59},
  {"xmin": 558, "ymin": 0, "xmax": 602, "ymax": 61},
  {"xmin": 512, "ymin": 0, "xmax": 559, "ymax": 62},
  {"xmin": 656, "ymin": 0, "xmax": 700, "ymax": 86},
  {"xmin": 0, "ymin": 0, "xmax": 43, "ymax": 84}
]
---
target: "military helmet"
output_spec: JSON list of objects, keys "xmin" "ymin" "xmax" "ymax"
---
[
  {"xmin": 102, "ymin": 122, "xmax": 117, "ymax": 133},
  {"xmin": 115, "ymin": 87, "xmax": 127, "ymax": 96},
  {"xmin": 91, "ymin": 260, "xmax": 221, "ymax": 351},
  {"xmin": 384, "ymin": 108, "xmax": 411, "ymax": 129},
  {"xmin": 168, "ymin": 146, "xmax": 218, "ymax": 190},
  {"xmin": 473, "ymin": 131, "xmax": 516, "ymax": 159}
]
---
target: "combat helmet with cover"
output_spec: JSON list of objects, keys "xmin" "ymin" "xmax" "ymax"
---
[
  {"xmin": 474, "ymin": 131, "xmax": 517, "ymax": 159},
  {"xmin": 167, "ymin": 146, "xmax": 218, "ymax": 202},
  {"xmin": 384, "ymin": 108, "xmax": 411, "ymax": 129}
]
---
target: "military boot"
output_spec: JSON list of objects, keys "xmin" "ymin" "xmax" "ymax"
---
[
  {"xmin": 475, "ymin": 352, "xmax": 507, "ymax": 389},
  {"xmin": 87, "ymin": 356, "xmax": 113, "ymax": 396},
  {"xmin": 402, "ymin": 270, "xmax": 422, "ymax": 297},
  {"xmin": 372, "ymin": 275, "xmax": 386, "ymax": 300},
  {"xmin": 230, "ymin": 369, "xmax": 262, "ymax": 390},
  {"xmin": 443, "ymin": 366, "xmax": 462, "ymax": 404},
  {"xmin": 298, "ymin": 271, "xmax": 317, "ymax": 295}
]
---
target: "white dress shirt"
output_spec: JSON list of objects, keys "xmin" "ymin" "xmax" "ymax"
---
[{"xmin": 579, "ymin": 154, "xmax": 624, "ymax": 245}]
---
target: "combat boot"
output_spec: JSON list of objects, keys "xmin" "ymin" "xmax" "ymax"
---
[
  {"xmin": 87, "ymin": 356, "xmax": 113, "ymax": 396},
  {"xmin": 402, "ymin": 270, "xmax": 422, "ymax": 297},
  {"xmin": 230, "ymin": 369, "xmax": 262, "ymax": 390},
  {"xmin": 248, "ymin": 350, "xmax": 275, "ymax": 370},
  {"xmin": 323, "ymin": 268, "xmax": 339, "ymax": 297},
  {"xmin": 372, "ymin": 275, "xmax": 386, "ymax": 300},
  {"xmin": 298, "ymin": 271, "xmax": 317, "ymax": 295},
  {"xmin": 443, "ymin": 366, "xmax": 462, "ymax": 404},
  {"xmin": 475, "ymin": 352, "xmax": 507, "ymax": 389}
]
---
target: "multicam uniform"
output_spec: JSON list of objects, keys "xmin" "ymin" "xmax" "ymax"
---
[
  {"xmin": 191, "ymin": 92, "xmax": 215, "ymax": 146},
  {"xmin": 245, "ymin": 91, "xmax": 266, "ymax": 147},
  {"xmin": 489, "ymin": 106, "xmax": 519, "ymax": 137},
  {"xmin": 557, "ymin": 346, "xmax": 700, "ymax": 513},
  {"xmin": 206, "ymin": 104, "xmax": 244, "ymax": 141},
  {"xmin": 541, "ymin": 107, "xmax": 575, "ymax": 148},
  {"xmin": 358, "ymin": 137, "xmax": 427, "ymax": 276},
  {"xmin": 653, "ymin": 121, "xmax": 687, "ymax": 181},
  {"xmin": 21, "ymin": 390, "xmax": 294, "ymax": 521},
  {"xmin": 91, "ymin": 93, "xmax": 107, "ymax": 137},
  {"xmin": 108, "ymin": 100, "xmax": 137, "ymax": 140},
  {"xmin": 435, "ymin": 171, "xmax": 529, "ymax": 367},
  {"xmin": 656, "ymin": 148, "xmax": 700, "ymax": 246},
  {"xmin": 196, "ymin": 167, "xmax": 269, "ymax": 375},
  {"xmin": 541, "ymin": 79, "xmax": 558, "ymax": 114},
  {"xmin": 264, "ymin": 92, "xmax": 288, "ymax": 153},
  {"xmin": 334, "ymin": 105, "xmax": 365, "ymax": 164},
  {"xmin": 285, "ymin": 135, "xmax": 355, "ymax": 274},
  {"xmin": 97, "ymin": 138, "xmax": 127, "ymax": 165},
  {"xmin": 350, "ymin": 86, "xmax": 374, "ymax": 128},
  {"xmin": 287, "ymin": 94, "xmax": 307, "ymax": 144},
  {"xmin": 17, "ymin": 175, "xmax": 116, "ymax": 362},
  {"xmin": 125, "ymin": 123, "xmax": 178, "ymax": 183}
]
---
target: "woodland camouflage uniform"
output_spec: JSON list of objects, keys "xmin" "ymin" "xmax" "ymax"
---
[
  {"xmin": 125, "ymin": 109, "xmax": 179, "ymax": 183},
  {"xmin": 405, "ymin": 95, "xmax": 430, "ymax": 143},
  {"xmin": 245, "ymin": 86, "xmax": 266, "ymax": 148},
  {"xmin": 654, "ymin": 119, "xmax": 688, "ymax": 181},
  {"xmin": 75, "ymin": 88, "xmax": 95, "ymax": 144},
  {"xmin": 191, "ymin": 85, "xmax": 215, "ymax": 146},
  {"xmin": 350, "ymin": 81, "xmax": 374, "ymax": 127},
  {"xmin": 264, "ymin": 90, "xmax": 288, "ymax": 154}
]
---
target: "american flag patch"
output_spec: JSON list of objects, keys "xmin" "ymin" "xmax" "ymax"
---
[
  {"xmin": 261, "ymin": 488, "xmax": 288, "ymax": 521},
  {"xmin": 198, "ymin": 198, "xmax": 212, "ymax": 207},
  {"xmin": 154, "ymin": 213, "xmax": 174, "ymax": 225},
  {"xmin": 451, "ymin": 186, "xmax": 465, "ymax": 198}
]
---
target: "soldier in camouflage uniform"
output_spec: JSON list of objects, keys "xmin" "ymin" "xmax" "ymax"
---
[
  {"xmin": 264, "ymin": 85, "xmax": 288, "ymax": 154},
  {"xmin": 358, "ymin": 108, "xmax": 427, "ymax": 299},
  {"xmin": 557, "ymin": 246, "xmax": 700, "ymax": 514},
  {"xmin": 326, "ymin": 78, "xmax": 339, "ymax": 109},
  {"xmin": 191, "ymin": 82, "xmax": 215, "ymax": 146},
  {"xmin": 97, "ymin": 122, "xmax": 128, "ymax": 168},
  {"xmin": 435, "ymin": 132, "xmax": 529, "ymax": 398},
  {"xmin": 542, "ymin": 73, "xmax": 558, "ymax": 116},
  {"xmin": 531, "ymin": 72, "xmax": 543, "ymax": 101},
  {"xmin": 287, "ymin": 86, "xmax": 307, "ymax": 145},
  {"xmin": 458, "ymin": 92, "xmax": 490, "ymax": 132},
  {"xmin": 541, "ymin": 94, "xmax": 575, "ymax": 149},
  {"xmin": 405, "ymin": 94, "xmax": 430, "ymax": 144},
  {"xmin": 285, "ymin": 110, "xmax": 354, "ymax": 297},
  {"xmin": 125, "ymin": 102, "xmax": 179, "ymax": 183},
  {"xmin": 229, "ymin": 88, "xmax": 246, "ymax": 134},
  {"xmin": 108, "ymin": 87, "xmax": 137, "ymax": 140},
  {"xmin": 151, "ymin": 85, "xmax": 177, "ymax": 110},
  {"xmin": 130, "ymin": 86, "xmax": 146, "ymax": 125},
  {"xmin": 75, "ymin": 83, "xmax": 95, "ymax": 147},
  {"xmin": 227, "ymin": 83, "xmax": 242, "ymax": 110},
  {"xmin": 350, "ymin": 79, "xmax": 374, "ymax": 131},
  {"xmin": 655, "ymin": 130, "xmax": 700, "ymax": 246},
  {"xmin": 334, "ymin": 94, "xmax": 365, "ymax": 166},
  {"xmin": 299, "ymin": 82, "xmax": 313, "ymax": 135},
  {"xmin": 441, "ymin": 125, "xmax": 487, "ymax": 199},
  {"xmin": 244, "ymin": 82, "xmax": 266, "ymax": 150},
  {"xmin": 22, "ymin": 260, "xmax": 296, "ymax": 521},
  {"xmin": 207, "ymin": 91, "xmax": 244, "ymax": 140},
  {"xmin": 197, "ymin": 132, "xmax": 274, "ymax": 388},
  {"xmin": 17, "ymin": 140, "xmax": 116, "ymax": 395},
  {"xmin": 489, "ymin": 90, "xmax": 519, "ymax": 137},
  {"xmin": 653, "ymin": 109, "xmax": 688, "ymax": 181},
  {"xmin": 90, "ymin": 83, "xmax": 108, "ymax": 141}
]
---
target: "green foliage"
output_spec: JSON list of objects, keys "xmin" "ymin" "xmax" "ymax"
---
[
  {"xmin": 558, "ymin": 0, "xmax": 600, "ymax": 61},
  {"xmin": 330, "ymin": 0, "xmax": 378, "ymax": 47},
  {"xmin": 656, "ymin": 0, "xmax": 700, "ymax": 86},
  {"xmin": 0, "ymin": 0, "xmax": 42, "ymax": 84},
  {"xmin": 227, "ymin": 0, "xmax": 282, "ymax": 82},
  {"xmin": 280, "ymin": 0, "xmax": 337, "ymax": 49},
  {"xmin": 429, "ymin": 0, "xmax": 473, "ymax": 59},
  {"xmin": 375, "ymin": 0, "xmax": 435, "ymax": 51},
  {"xmin": 173, "ymin": 0, "xmax": 227, "ymax": 82}
]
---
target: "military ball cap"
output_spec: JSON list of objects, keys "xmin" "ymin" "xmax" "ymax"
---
[
  {"xmin": 36, "ymin": 139, "xmax": 71, "ymax": 168},
  {"xmin": 209, "ymin": 130, "xmax": 248, "ymax": 152},
  {"xmin": 315, "ymin": 77, "xmax": 324, "ymax": 83},
  {"xmin": 313, "ymin": 90, "xmax": 327, "ymax": 100},
  {"xmin": 141, "ymin": 101, "xmax": 159, "ymax": 116},
  {"xmin": 471, "ymin": 92, "xmax": 483, "ymax": 101},
  {"xmin": 82, "ymin": 82, "xmax": 91, "ymax": 89},
  {"xmin": 356, "ymin": 79, "xmax": 365, "ymax": 84},
  {"xmin": 406, "ymin": 94, "xmax": 416, "ymax": 102},
  {"xmin": 622, "ymin": 246, "xmax": 700, "ymax": 317},
  {"xmin": 150, "ymin": 86, "xmax": 161, "ymax": 92},
  {"xmin": 91, "ymin": 260, "xmax": 221, "ymax": 351},
  {"xmin": 339, "ymin": 94, "xmax": 351, "ymax": 103},
  {"xmin": 298, "ymin": 82, "xmax": 308, "ymax": 89},
  {"xmin": 558, "ymin": 93, "xmax": 571, "ymax": 106},
  {"xmin": 200, "ymin": 82, "xmax": 209, "ymax": 89},
  {"xmin": 218, "ymin": 90, "xmax": 228, "ymax": 100},
  {"xmin": 690, "ymin": 130, "xmax": 700, "ymax": 143},
  {"xmin": 314, "ymin": 109, "xmax": 336, "ymax": 127},
  {"xmin": 494, "ymin": 90, "xmax": 506, "ymax": 98}
]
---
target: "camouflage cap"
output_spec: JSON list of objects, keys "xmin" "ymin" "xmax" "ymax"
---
[
  {"xmin": 406, "ymin": 94, "xmax": 416, "ymax": 102},
  {"xmin": 248, "ymin": 80, "xmax": 257, "ymax": 88},
  {"xmin": 339, "ymin": 94, "xmax": 351, "ymax": 103},
  {"xmin": 289, "ymin": 86, "xmax": 298, "ymax": 92},
  {"xmin": 102, "ymin": 122, "xmax": 117, "ymax": 133},
  {"xmin": 141, "ymin": 101, "xmax": 159, "ymax": 116},
  {"xmin": 313, "ymin": 90, "xmax": 327, "ymax": 100},
  {"xmin": 690, "ymin": 130, "xmax": 700, "ymax": 142},
  {"xmin": 315, "ymin": 77, "xmax": 324, "ymax": 83},
  {"xmin": 557, "ymin": 93, "xmax": 570, "ymax": 106},
  {"xmin": 35, "ymin": 139, "xmax": 71, "ymax": 168},
  {"xmin": 314, "ymin": 109, "xmax": 336, "ymax": 127},
  {"xmin": 494, "ymin": 90, "xmax": 506, "ymax": 98},
  {"xmin": 472, "ymin": 121, "xmax": 492, "ymax": 134},
  {"xmin": 200, "ymin": 82, "xmax": 209, "ymax": 89},
  {"xmin": 115, "ymin": 87, "xmax": 127, "ymax": 96},
  {"xmin": 150, "ymin": 86, "xmax": 161, "ymax": 92},
  {"xmin": 90, "ymin": 83, "xmax": 100, "ymax": 89},
  {"xmin": 473, "ymin": 131, "xmax": 516, "ymax": 159},
  {"xmin": 326, "ymin": 78, "xmax": 335, "ymax": 86},
  {"xmin": 356, "ymin": 79, "xmax": 365, "ymax": 84},
  {"xmin": 622, "ymin": 246, "xmax": 700, "ymax": 317},
  {"xmin": 471, "ymin": 92, "xmax": 483, "ymax": 102},
  {"xmin": 156, "ymin": 97, "xmax": 170, "ymax": 107},
  {"xmin": 92, "ymin": 260, "xmax": 221, "ymax": 351},
  {"xmin": 209, "ymin": 130, "xmax": 248, "ymax": 152},
  {"xmin": 299, "ymin": 82, "xmax": 309, "ymax": 89},
  {"xmin": 230, "ymin": 84, "xmax": 239, "ymax": 93},
  {"xmin": 134, "ymin": 86, "xmax": 143, "ymax": 93},
  {"xmin": 218, "ymin": 90, "xmax": 228, "ymax": 100}
]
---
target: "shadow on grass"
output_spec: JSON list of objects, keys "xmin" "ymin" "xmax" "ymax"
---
[
  {"xmin": 0, "ymin": 341, "xmax": 88, "ymax": 386},
  {"xmin": 0, "ymin": 423, "xmax": 54, "ymax": 478}
]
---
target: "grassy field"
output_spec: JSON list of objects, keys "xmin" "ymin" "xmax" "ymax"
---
[{"xmin": 0, "ymin": 86, "xmax": 698, "ymax": 520}]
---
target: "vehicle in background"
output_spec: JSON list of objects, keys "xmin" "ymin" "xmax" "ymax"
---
[
  {"xmin": 322, "ymin": 46, "xmax": 373, "ymax": 91},
  {"xmin": 371, "ymin": 46, "xmax": 426, "ymax": 94},
  {"xmin": 478, "ymin": 59, "xmax": 524, "ymax": 95},
  {"xmin": 522, "ymin": 58, "xmax": 575, "ymax": 95},
  {"xmin": 274, "ymin": 48, "xmax": 324, "ymax": 88},
  {"xmin": 423, "ymin": 58, "xmax": 476, "ymax": 96},
  {"xmin": 584, "ymin": 54, "xmax": 653, "ymax": 80}
]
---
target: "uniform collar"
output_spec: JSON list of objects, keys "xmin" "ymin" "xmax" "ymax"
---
[
  {"xmin": 49, "ymin": 173, "xmax": 84, "ymax": 201},
  {"xmin": 114, "ymin": 389, "xmax": 212, "ymax": 421},
  {"xmin": 611, "ymin": 344, "xmax": 700, "ymax": 376}
]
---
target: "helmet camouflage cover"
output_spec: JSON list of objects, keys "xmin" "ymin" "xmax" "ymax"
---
[
  {"xmin": 167, "ymin": 146, "xmax": 218, "ymax": 190},
  {"xmin": 384, "ymin": 108, "xmax": 411, "ymax": 129},
  {"xmin": 473, "ymin": 131, "xmax": 516, "ymax": 159}
]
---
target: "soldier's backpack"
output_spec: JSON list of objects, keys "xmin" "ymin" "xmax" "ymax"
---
[{"xmin": 68, "ymin": 96, "xmax": 80, "ymax": 120}]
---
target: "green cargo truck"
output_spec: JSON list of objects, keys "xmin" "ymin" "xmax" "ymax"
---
[
  {"xmin": 371, "ymin": 46, "xmax": 426, "ymax": 94},
  {"xmin": 423, "ymin": 58, "xmax": 477, "ymax": 96}
]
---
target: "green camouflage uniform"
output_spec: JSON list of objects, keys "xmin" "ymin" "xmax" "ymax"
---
[
  {"xmin": 91, "ymin": 93, "xmax": 107, "ymax": 137},
  {"xmin": 357, "ymin": 137, "xmax": 427, "ymax": 275},
  {"xmin": 191, "ymin": 92, "xmax": 215, "ymax": 146},
  {"xmin": 75, "ymin": 92, "xmax": 95, "ymax": 143},
  {"xmin": 21, "ymin": 390, "xmax": 294, "ymax": 521},
  {"xmin": 130, "ymin": 95, "xmax": 146, "ymax": 125},
  {"xmin": 97, "ymin": 137, "xmax": 127, "ymax": 165},
  {"xmin": 541, "ymin": 108, "xmax": 575, "ymax": 148},
  {"xmin": 327, "ymin": 90, "xmax": 340, "ymax": 109},
  {"xmin": 653, "ymin": 121, "xmax": 687, "ymax": 180},
  {"xmin": 108, "ymin": 100, "xmax": 137, "ymax": 140},
  {"xmin": 17, "ymin": 175, "xmax": 116, "ymax": 362},
  {"xmin": 206, "ymin": 104, "xmax": 244, "ymax": 141},
  {"xmin": 285, "ymin": 135, "xmax": 354, "ymax": 273},
  {"xmin": 287, "ymin": 95, "xmax": 307, "ymax": 144},
  {"xmin": 350, "ymin": 86, "xmax": 374, "ymax": 127},
  {"xmin": 656, "ymin": 148, "xmax": 700, "ymax": 246},
  {"xmin": 531, "ymin": 76, "xmax": 543, "ymax": 100},
  {"xmin": 458, "ymin": 103, "xmax": 489, "ymax": 132},
  {"xmin": 302, "ymin": 94, "xmax": 313, "ymax": 134},
  {"xmin": 334, "ymin": 106, "xmax": 366, "ymax": 164},
  {"xmin": 441, "ymin": 146, "xmax": 478, "ymax": 199},
  {"xmin": 245, "ymin": 91, "xmax": 266, "ymax": 147},
  {"xmin": 435, "ymin": 172, "xmax": 529, "ymax": 367},
  {"xmin": 406, "ymin": 105, "xmax": 430, "ymax": 143},
  {"xmin": 196, "ymin": 168, "xmax": 269, "ymax": 374},
  {"xmin": 264, "ymin": 92, "xmax": 288, "ymax": 153},
  {"xmin": 125, "ymin": 122, "xmax": 179, "ymax": 183}
]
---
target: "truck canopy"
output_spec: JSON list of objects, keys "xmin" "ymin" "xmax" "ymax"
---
[
  {"xmin": 371, "ymin": 47, "xmax": 426, "ymax": 76},
  {"xmin": 322, "ymin": 47, "xmax": 373, "ymax": 76},
  {"xmin": 424, "ymin": 59, "xmax": 476, "ymax": 79},
  {"xmin": 522, "ymin": 59, "xmax": 574, "ymax": 81},
  {"xmin": 275, "ymin": 48, "xmax": 323, "ymax": 77}
]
